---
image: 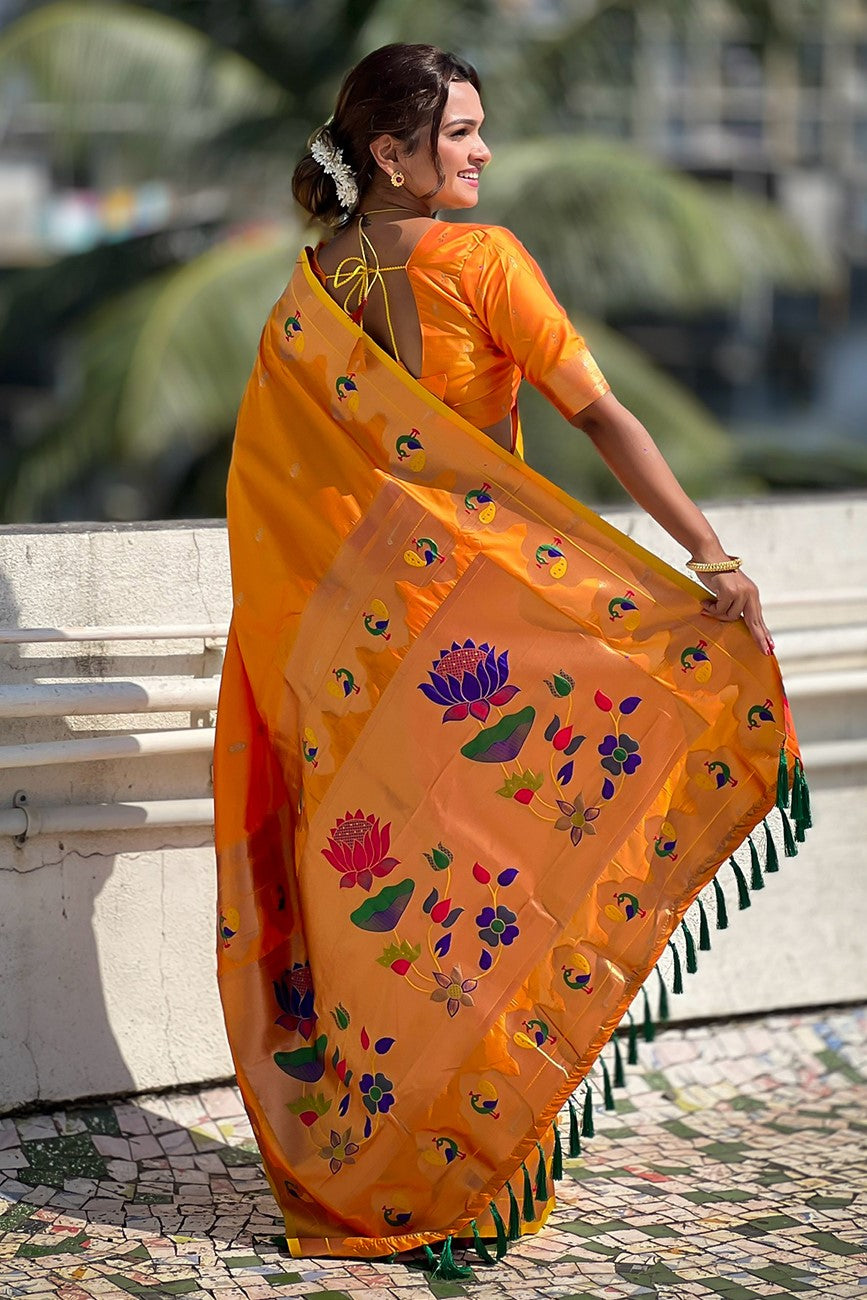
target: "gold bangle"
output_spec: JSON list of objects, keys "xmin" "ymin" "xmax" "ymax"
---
[{"xmin": 686, "ymin": 555, "xmax": 743, "ymax": 574}]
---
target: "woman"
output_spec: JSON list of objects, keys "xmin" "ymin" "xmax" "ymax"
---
[{"xmin": 214, "ymin": 43, "xmax": 809, "ymax": 1275}]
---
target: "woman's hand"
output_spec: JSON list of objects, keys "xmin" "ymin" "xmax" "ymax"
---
[{"xmin": 698, "ymin": 568, "xmax": 775, "ymax": 655}]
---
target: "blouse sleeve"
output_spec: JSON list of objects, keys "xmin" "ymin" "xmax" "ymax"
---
[{"xmin": 460, "ymin": 225, "xmax": 610, "ymax": 420}]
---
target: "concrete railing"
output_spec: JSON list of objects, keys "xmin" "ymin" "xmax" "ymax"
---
[{"xmin": 0, "ymin": 498, "xmax": 864, "ymax": 1112}]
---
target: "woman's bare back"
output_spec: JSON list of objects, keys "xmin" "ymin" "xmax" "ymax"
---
[{"xmin": 315, "ymin": 214, "xmax": 438, "ymax": 379}]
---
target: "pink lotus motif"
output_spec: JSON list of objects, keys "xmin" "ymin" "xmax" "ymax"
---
[{"xmin": 322, "ymin": 809, "xmax": 399, "ymax": 891}]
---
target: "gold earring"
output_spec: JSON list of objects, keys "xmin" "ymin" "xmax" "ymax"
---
[{"xmin": 390, "ymin": 171, "xmax": 405, "ymax": 188}]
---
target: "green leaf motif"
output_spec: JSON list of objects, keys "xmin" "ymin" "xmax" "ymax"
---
[
  {"xmin": 461, "ymin": 707, "xmax": 536, "ymax": 763},
  {"xmin": 274, "ymin": 1034, "xmax": 328, "ymax": 1083},
  {"xmin": 350, "ymin": 879, "xmax": 414, "ymax": 932}
]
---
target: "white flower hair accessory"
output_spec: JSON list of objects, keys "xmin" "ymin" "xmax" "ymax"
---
[{"xmin": 310, "ymin": 125, "xmax": 359, "ymax": 213}]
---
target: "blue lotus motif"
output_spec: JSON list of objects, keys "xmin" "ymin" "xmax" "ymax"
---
[
  {"xmin": 273, "ymin": 962, "xmax": 317, "ymax": 1039},
  {"xmin": 418, "ymin": 639, "xmax": 519, "ymax": 722}
]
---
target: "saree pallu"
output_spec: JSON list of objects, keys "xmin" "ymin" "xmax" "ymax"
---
[{"xmin": 214, "ymin": 249, "xmax": 810, "ymax": 1265}]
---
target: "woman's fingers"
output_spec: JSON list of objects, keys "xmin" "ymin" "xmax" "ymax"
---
[{"xmin": 700, "ymin": 576, "xmax": 776, "ymax": 654}]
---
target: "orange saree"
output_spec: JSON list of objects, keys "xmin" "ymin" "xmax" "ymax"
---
[{"xmin": 213, "ymin": 247, "xmax": 811, "ymax": 1269}]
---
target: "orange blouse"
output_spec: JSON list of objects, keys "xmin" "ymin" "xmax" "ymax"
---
[{"xmin": 315, "ymin": 221, "xmax": 610, "ymax": 446}]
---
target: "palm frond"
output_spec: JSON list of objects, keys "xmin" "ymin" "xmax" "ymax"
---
[
  {"xmin": 0, "ymin": 1, "xmax": 286, "ymax": 170},
  {"xmin": 474, "ymin": 136, "xmax": 835, "ymax": 317},
  {"xmin": 2, "ymin": 223, "xmax": 306, "ymax": 520},
  {"xmin": 521, "ymin": 311, "xmax": 754, "ymax": 504}
]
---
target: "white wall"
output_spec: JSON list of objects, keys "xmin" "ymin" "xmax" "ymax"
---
[{"xmin": 0, "ymin": 498, "xmax": 864, "ymax": 1112}]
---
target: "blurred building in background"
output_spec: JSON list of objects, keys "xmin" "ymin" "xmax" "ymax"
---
[{"xmin": 540, "ymin": 0, "xmax": 867, "ymax": 470}]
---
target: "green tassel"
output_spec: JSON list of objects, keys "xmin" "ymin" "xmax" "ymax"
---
[
  {"xmin": 581, "ymin": 1084, "xmax": 595, "ymax": 1138},
  {"xmin": 681, "ymin": 919, "xmax": 698, "ymax": 973},
  {"xmin": 669, "ymin": 941, "xmax": 683, "ymax": 995},
  {"xmin": 792, "ymin": 758, "xmax": 811, "ymax": 841},
  {"xmin": 534, "ymin": 1141, "xmax": 548, "ymax": 1200},
  {"xmin": 552, "ymin": 1121, "xmax": 563, "ymax": 1180},
  {"xmin": 627, "ymin": 1012, "xmax": 639, "ymax": 1064},
  {"xmin": 602, "ymin": 1058, "xmax": 615, "ymax": 1111},
  {"xmin": 506, "ymin": 1178, "xmax": 521, "ymax": 1240},
  {"xmin": 748, "ymin": 836, "xmax": 764, "ymax": 890},
  {"xmin": 423, "ymin": 1238, "xmax": 472, "ymax": 1280},
  {"xmin": 697, "ymin": 897, "xmax": 711, "ymax": 951},
  {"xmin": 776, "ymin": 745, "xmax": 789, "ymax": 809},
  {"xmin": 567, "ymin": 1096, "xmax": 581, "ymax": 1156},
  {"xmin": 613, "ymin": 1034, "xmax": 626, "ymax": 1086},
  {"xmin": 781, "ymin": 808, "xmax": 798, "ymax": 857},
  {"xmin": 790, "ymin": 763, "xmax": 803, "ymax": 823},
  {"xmin": 642, "ymin": 986, "xmax": 656, "ymax": 1041},
  {"xmin": 795, "ymin": 758, "xmax": 812, "ymax": 829},
  {"xmin": 712, "ymin": 875, "xmax": 729, "ymax": 929},
  {"xmin": 730, "ymin": 856, "xmax": 751, "ymax": 909},
  {"xmin": 489, "ymin": 1201, "xmax": 508, "ymax": 1259},
  {"xmin": 763, "ymin": 819, "xmax": 780, "ymax": 873},
  {"xmin": 470, "ymin": 1219, "xmax": 496, "ymax": 1265},
  {"xmin": 655, "ymin": 967, "xmax": 669, "ymax": 1022},
  {"xmin": 521, "ymin": 1161, "xmax": 534, "ymax": 1221}
]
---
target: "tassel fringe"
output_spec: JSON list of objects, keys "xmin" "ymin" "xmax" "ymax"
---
[
  {"xmin": 506, "ymin": 1178, "xmax": 521, "ymax": 1240},
  {"xmin": 567, "ymin": 1096, "xmax": 581, "ymax": 1156},
  {"xmin": 697, "ymin": 897, "xmax": 711, "ymax": 950},
  {"xmin": 549, "ymin": 747, "xmax": 811, "ymax": 1241},
  {"xmin": 489, "ymin": 1201, "xmax": 508, "ymax": 1258},
  {"xmin": 655, "ymin": 966, "xmax": 669, "ymax": 1022},
  {"xmin": 581, "ymin": 1084, "xmax": 595, "ymax": 1138},
  {"xmin": 627, "ymin": 1012, "xmax": 639, "ymax": 1064},
  {"xmin": 668, "ymin": 939, "xmax": 684, "ymax": 994},
  {"xmin": 712, "ymin": 874, "xmax": 729, "ymax": 929},
  {"xmin": 534, "ymin": 1141, "xmax": 548, "ymax": 1200},
  {"xmin": 763, "ymin": 818, "xmax": 779, "ymax": 873},
  {"xmin": 423, "ymin": 1237, "xmax": 472, "ymax": 1280},
  {"xmin": 748, "ymin": 836, "xmax": 764, "ymax": 890},
  {"xmin": 776, "ymin": 745, "xmax": 789, "ymax": 808},
  {"xmin": 552, "ymin": 1120, "xmax": 563, "ymax": 1179},
  {"xmin": 613, "ymin": 1034, "xmax": 626, "ymax": 1087},
  {"xmin": 781, "ymin": 807, "xmax": 797, "ymax": 857},
  {"xmin": 521, "ymin": 1161, "xmax": 534, "ymax": 1221},
  {"xmin": 730, "ymin": 856, "xmax": 751, "ymax": 909},
  {"xmin": 681, "ymin": 919, "xmax": 698, "ymax": 973}
]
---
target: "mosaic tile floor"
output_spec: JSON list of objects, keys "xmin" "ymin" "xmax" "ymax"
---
[{"xmin": 1, "ymin": 1006, "xmax": 865, "ymax": 1299}]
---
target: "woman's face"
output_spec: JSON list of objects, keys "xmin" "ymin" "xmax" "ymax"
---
[{"xmin": 400, "ymin": 80, "xmax": 491, "ymax": 211}]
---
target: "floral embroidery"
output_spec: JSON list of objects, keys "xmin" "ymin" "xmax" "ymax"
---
[
  {"xmin": 322, "ymin": 809, "xmax": 399, "ymax": 891},
  {"xmin": 274, "ymin": 962, "xmax": 317, "ymax": 1039},
  {"xmin": 430, "ymin": 965, "xmax": 478, "ymax": 1017},
  {"xmin": 418, "ymin": 639, "xmax": 519, "ymax": 722},
  {"xmin": 319, "ymin": 1127, "xmax": 359, "ymax": 1174},
  {"xmin": 476, "ymin": 904, "xmax": 519, "ymax": 948},
  {"xmin": 599, "ymin": 732, "xmax": 642, "ymax": 776},
  {"xmin": 555, "ymin": 793, "xmax": 601, "ymax": 845},
  {"xmin": 359, "ymin": 1071, "xmax": 395, "ymax": 1115}
]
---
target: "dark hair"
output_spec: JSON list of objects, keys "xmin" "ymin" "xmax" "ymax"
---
[{"xmin": 292, "ymin": 43, "xmax": 481, "ymax": 227}]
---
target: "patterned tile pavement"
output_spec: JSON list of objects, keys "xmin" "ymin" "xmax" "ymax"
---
[{"xmin": 1, "ymin": 1006, "xmax": 865, "ymax": 1299}]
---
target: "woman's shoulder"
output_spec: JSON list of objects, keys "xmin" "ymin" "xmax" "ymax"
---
[{"xmin": 424, "ymin": 220, "xmax": 526, "ymax": 259}]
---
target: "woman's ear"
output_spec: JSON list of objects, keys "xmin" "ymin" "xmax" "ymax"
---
[{"xmin": 369, "ymin": 133, "xmax": 401, "ymax": 177}]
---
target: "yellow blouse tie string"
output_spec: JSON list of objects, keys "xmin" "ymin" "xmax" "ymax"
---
[{"xmin": 327, "ymin": 219, "xmax": 405, "ymax": 364}]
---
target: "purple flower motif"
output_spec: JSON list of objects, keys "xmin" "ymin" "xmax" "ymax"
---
[
  {"xmin": 319, "ymin": 1127, "xmax": 359, "ymax": 1174},
  {"xmin": 359, "ymin": 1071, "xmax": 395, "ymax": 1115},
  {"xmin": 273, "ymin": 962, "xmax": 317, "ymax": 1039},
  {"xmin": 418, "ymin": 639, "xmax": 519, "ymax": 723},
  {"xmin": 598, "ymin": 732, "xmax": 642, "ymax": 777},
  {"xmin": 430, "ymin": 965, "xmax": 478, "ymax": 1017},
  {"xmin": 476, "ymin": 904, "xmax": 520, "ymax": 948},
  {"xmin": 555, "ymin": 794, "xmax": 601, "ymax": 846}
]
